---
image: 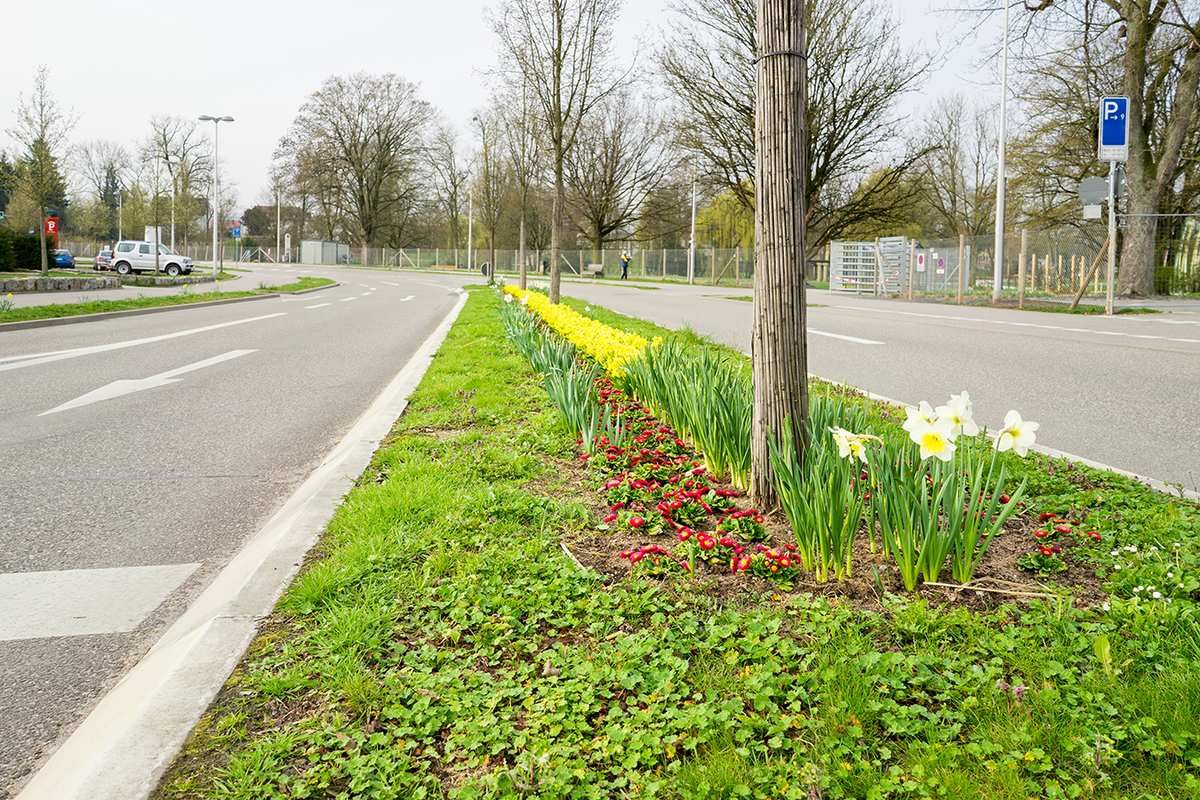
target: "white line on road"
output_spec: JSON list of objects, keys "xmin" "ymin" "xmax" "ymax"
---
[
  {"xmin": 836, "ymin": 304, "xmax": 1192, "ymax": 344},
  {"xmin": 809, "ymin": 329, "xmax": 884, "ymax": 345},
  {"xmin": 399, "ymin": 295, "xmax": 415, "ymax": 302},
  {"xmin": 0, "ymin": 314, "xmax": 285, "ymax": 373},
  {"xmin": 40, "ymin": 350, "xmax": 257, "ymax": 415},
  {"xmin": 0, "ymin": 564, "xmax": 200, "ymax": 641},
  {"xmin": 383, "ymin": 281, "xmax": 400, "ymax": 286},
  {"xmin": 340, "ymin": 297, "xmax": 357, "ymax": 302},
  {"xmin": 305, "ymin": 303, "xmax": 332, "ymax": 309}
]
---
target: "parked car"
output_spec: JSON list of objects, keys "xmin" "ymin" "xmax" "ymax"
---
[
  {"xmin": 94, "ymin": 249, "xmax": 113, "ymax": 271},
  {"xmin": 110, "ymin": 240, "xmax": 194, "ymax": 276},
  {"xmin": 53, "ymin": 249, "xmax": 76, "ymax": 269}
]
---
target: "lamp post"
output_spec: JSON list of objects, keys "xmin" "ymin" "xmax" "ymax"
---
[
  {"xmin": 992, "ymin": 1, "xmax": 1009, "ymax": 303},
  {"xmin": 199, "ymin": 115, "xmax": 234, "ymax": 278},
  {"xmin": 163, "ymin": 157, "xmax": 178, "ymax": 251}
]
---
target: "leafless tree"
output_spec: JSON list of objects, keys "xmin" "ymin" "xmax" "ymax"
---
[
  {"xmin": 144, "ymin": 116, "xmax": 211, "ymax": 249},
  {"xmin": 658, "ymin": 0, "xmax": 931, "ymax": 259},
  {"xmin": 6, "ymin": 66, "xmax": 76, "ymax": 273},
  {"xmin": 912, "ymin": 95, "xmax": 998, "ymax": 239},
  {"xmin": 500, "ymin": 86, "xmax": 545, "ymax": 288},
  {"xmin": 565, "ymin": 89, "xmax": 675, "ymax": 256},
  {"xmin": 489, "ymin": 0, "xmax": 625, "ymax": 303},
  {"xmin": 472, "ymin": 110, "xmax": 515, "ymax": 277},
  {"xmin": 427, "ymin": 122, "xmax": 471, "ymax": 251},
  {"xmin": 277, "ymin": 72, "xmax": 434, "ymax": 262}
]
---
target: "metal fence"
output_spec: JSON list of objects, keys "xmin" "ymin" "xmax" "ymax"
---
[{"xmin": 54, "ymin": 223, "xmax": 1200, "ymax": 296}]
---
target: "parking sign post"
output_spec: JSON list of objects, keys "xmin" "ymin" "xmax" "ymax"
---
[{"xmin": 1099, "ymin": 97, "xmax": 1128, "ymax": 315}]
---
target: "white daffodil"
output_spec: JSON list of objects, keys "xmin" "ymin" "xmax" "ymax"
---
[
  {"xmin": 902, "ymin": 401, "xmax": 938, "ymax": 434},
  {"xmin": 994, "ymin": 410, "xmax": 1039, "ymax": 457},
  {"xmin": 909, "ymin": 418, "xmax": 957, "ymax": 462},
  {"xmin": 935, "ymin": 391, "xmax": 979, "ymax": 438},
  {"xmin": 828, "ymin": 426, "xmax": 882, "ymax": 464}
]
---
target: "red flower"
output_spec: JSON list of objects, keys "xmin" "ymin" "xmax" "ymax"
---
[
  {"xmin": 1038, "ymin": 512, "xmax": 1058, "ymax": 523},
  {"xmin": 629, "ymin": 516, "xmax": 645, "ymax": 529}
]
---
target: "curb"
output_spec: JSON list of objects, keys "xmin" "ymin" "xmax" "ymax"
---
[{"xmin": 16, "ymin": 287, "xmax": 469, "ymax": 800}]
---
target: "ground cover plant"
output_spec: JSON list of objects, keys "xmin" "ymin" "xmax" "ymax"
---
[{"xmin": 155, "ymin": 287, "xmax": 1200, "ymax": 799}]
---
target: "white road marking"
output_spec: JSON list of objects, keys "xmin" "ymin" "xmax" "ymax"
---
[
  {"xmin": 383, "ymin": 281, "xmax": 400, "ymax": 286},
  {"xmin": 0, "ymin": 314, "xmax": 285, "ymax": 373},
  {"xmin": 399, "ymin": 295, "xmax": 415, "ymax": 302},
  {"xmin": 305, "ymin": 302, "xmax": 331, "ymax": 309},
  {"xmin": 0, "ymin": 564, "xmax": 200, "ymax": 640},
  {"xmin": 340, "ymin": 297, "xmax": 357, "ymax": 302},
  {"xmin": 360, "ymin": 292, "xmax": 373, "ymax": 296},
  {"xmin": 809, "ymin": 329, "xmax": 883, "ymax": 345},
  {"xmin": 40, "ymin": 350, "xmax": 257, "ymax": 415},
  {"xmin": 836, "ymin": 304, "xmax": 1194, "ymax": 344}
]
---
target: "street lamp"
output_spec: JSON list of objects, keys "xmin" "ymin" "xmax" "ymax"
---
[
  {"xmin": 992, "ymin": 2, "xmax": 1009, "ymax": 303},
  {"xmin": 199, "ymin": 115, "xmax": 234, "ymax": 279},
  {"xmin": 163, "ymin": 157, "xmax": 178, "ymax": 251}
]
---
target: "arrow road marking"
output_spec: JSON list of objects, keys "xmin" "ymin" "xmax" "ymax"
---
[
  {"xmin": 0, "ymin": 313, "xmax": 284, "ymax": 372},
  {"xmin": 40, "ymin": 350, "xmax": 257, "ymax": 416}
]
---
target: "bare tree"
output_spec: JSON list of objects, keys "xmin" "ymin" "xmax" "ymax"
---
[
  {"xmin": 6, "ymin": 66, "xmax": 76, "ymax": 273},
  {"xmin": 144, "ymin": 116, "xmax": 211, "ymax": 249},
  {"xmin": 565, "ymin": 89, "xmax": 675, "ymax": 256},
  {"xmin": 500, "ymin": 86, "xmax": 545, "ymax": 288},
  {"xmin": 278, "ymin": 73, "xmax": 434, "ymax": 262},
  {"xmin": 72, "ymin": 140, "xmax": 130, "ymax": 241},
  {"xmin": 472, "ymin": 110, "xmax": 514, "ymax": 276},
  {"xmin": 427, "ymin": 122, "xmax": 471, "ymax": 251},
  {"xmin": 490, "ymin": 0, "xmax": 625, "ymax": 303},
  {"xmin": 1000, "ymin": 0, "xmax": 1200, "ymax": 295},
  {"xmin": 750, "ymin": 0, "xmax": 807, "ymax": 507},
  {"xmin": 658, "ymin": 0, "xmax": 930, "ymax": 258},
  {"xmin": 913, "ymin": 95, "xmax": 998, "ymax": 239}
]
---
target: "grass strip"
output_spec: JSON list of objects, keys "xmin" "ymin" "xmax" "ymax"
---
[
  {"xmin": 155, "ymin": 288, "xmax": 1200, "ymax": 800},
  {"xmin": 0, "ymin": 276, "xmax": 334, "ymax": 323}
]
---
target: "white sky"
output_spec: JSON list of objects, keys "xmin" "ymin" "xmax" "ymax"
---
[{"xmin": 0, "ymin": 0, "xmax": 984, "ymax": 211}]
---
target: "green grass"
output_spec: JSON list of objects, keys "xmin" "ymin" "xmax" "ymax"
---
[
  {"xmin": 255, "ymin": 276, "xmax": 337, "ymax": 293},
  {"xmin": 0, "ymin": 290, "xmax": 268, "ymax": 323},
  {"xmin": 153, "ymin": 287, "xmax": 1200, "ymax": 800}
]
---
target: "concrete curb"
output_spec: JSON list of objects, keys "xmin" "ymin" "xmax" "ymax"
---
[{"xmin": 16, "ymin": 287, "xmax": 470, "ymax": 800}]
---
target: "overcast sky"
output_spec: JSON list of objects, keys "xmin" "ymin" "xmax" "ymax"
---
[{"xmin": 1, "ymin": 0, "xmax": 985, "ymax": 212}]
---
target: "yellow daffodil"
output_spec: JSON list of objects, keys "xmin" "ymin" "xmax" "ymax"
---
[{"xmin": 909, "ymin": 419, "xmax": 957, "ymax": 462}]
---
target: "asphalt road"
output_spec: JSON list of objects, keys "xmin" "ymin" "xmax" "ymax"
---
[
  {"xmin": 0, "ymin": 265, "xmax": 475, "ymax": 796},
  {"xmin": 555, "ymin": 279, "xmax": 1200, "ymax": 493}
]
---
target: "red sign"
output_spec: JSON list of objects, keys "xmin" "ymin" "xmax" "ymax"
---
[{"xmin": 45, "ymin": 217, "xmax": 59, "ymax": 246}]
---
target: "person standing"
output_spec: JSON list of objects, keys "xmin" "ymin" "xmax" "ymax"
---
[{"xmin": 620, "ymin": 250, "xmax": 630, "ymax": 280}]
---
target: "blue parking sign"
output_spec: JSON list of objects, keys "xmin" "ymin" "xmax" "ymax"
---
[
  {"xmin": 233, "ymin": 226, "xmax": 242, "ymax": 238},
  {"xmin": 1099, "ymin": 97, "xmax": 1129, "ymax": 161}
]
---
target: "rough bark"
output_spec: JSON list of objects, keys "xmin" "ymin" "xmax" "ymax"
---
[{"xmin": 751, "ymin": 0, "xmax": 808, "ymax": 508}]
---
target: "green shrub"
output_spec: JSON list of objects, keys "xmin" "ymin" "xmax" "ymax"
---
[
  {"xmin": 12, "ymin": 232, "xmax": 42, "ymax": 270},
  {"xmin": 0, "ymin": 228, "xmax": 13, "ymax": 271}
]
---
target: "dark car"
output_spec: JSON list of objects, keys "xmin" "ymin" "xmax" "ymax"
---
[
  {"xmin": 53, "ymin": 249, "xmax": 76, "ymax": 269},
  {"xmin": 94, "ymin": 249, "xmax": 114, "ymax": 271}
]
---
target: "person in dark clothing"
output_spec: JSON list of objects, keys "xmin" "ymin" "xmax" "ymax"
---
[{"xmin": 620, "ymin": 251, "xmax": 630, "ymax": 280}]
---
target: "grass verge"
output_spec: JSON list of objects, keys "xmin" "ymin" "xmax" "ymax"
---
[{"xmin": 153, "ymin": 288, "xmax": 1200, "ymax": 799}]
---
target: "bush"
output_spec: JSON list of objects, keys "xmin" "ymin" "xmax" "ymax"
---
[
  {"xmin": 12, "ymin": 232, "xmax": 42, "ymax": 271},
  {"xmin": 0, "ymin": 228, "xmax": 13, "ymax": 271}
]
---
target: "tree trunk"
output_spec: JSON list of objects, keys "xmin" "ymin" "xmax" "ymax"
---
[
  {"xmin": 550, "ymin": 161, "xmax": 564, "ymax": 304},
  {"xmin": 1114, "ymin": 0, "xmax": 1200, "ymax": 295},
  {"xmin": 750, "ymin": 0, "xmax": 809, "ymax": 508},
  {"xmin": 39, "ymin": 227, "xmax": 49, "ymax": 275},
  {"xmin": 519, "ymin": 214, "xmax": 528, "ymax": 290}
]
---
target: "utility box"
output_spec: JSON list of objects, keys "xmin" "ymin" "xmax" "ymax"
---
[{"xmin": 144, "ymin": 226, "xmax": 167, "ymax": 246}]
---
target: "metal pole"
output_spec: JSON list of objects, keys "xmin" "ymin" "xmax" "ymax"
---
[
  {"xmin": 992, "ymin": 0, "xmax": 1009, "ymax": 303},
  {"xmin": 1107, "ymin": 161, "xmax": 1116, "ymax": 315},
  {"xmin": 688, "ymin": 177, "xmax": 697, "ymax": 284}
]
